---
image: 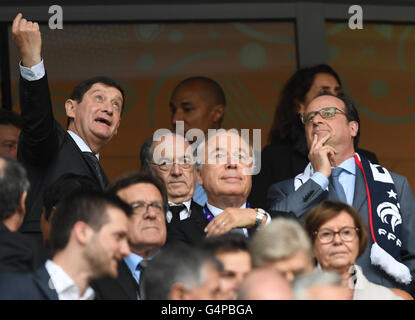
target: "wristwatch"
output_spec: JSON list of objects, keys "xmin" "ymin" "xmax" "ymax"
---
[{"xmin": 255, "ymin": 208, "xmax": 266, "ymax": 227}]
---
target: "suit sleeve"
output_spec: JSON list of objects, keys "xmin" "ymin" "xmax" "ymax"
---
[
  {"xmin": 267, "ymin": 178, "xmax": 327, "ymax": 220},
  {"xmin": 18, "ymin": 74, "xmax": 59, "ymax": 166}
]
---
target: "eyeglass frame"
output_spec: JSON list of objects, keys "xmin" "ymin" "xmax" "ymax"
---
[
  {"xmin": 301, "ymin": 106, "xmax": 346, "ymax": 125},
  {"xmin": 313, "ymin": 226, "xmax": 360, "ymax": 244},
  {"xmin": 130, "ymin": 201, "xmax": 165, "ymax": 214},
  {"xmin": 151, "ymin": 158, "xmax": 195, "ymax": 171}
]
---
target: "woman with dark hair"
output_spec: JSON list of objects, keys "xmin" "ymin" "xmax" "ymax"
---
[{"xmin": 248, "ymin": 64, "xmax": 378, "ymax": 209}]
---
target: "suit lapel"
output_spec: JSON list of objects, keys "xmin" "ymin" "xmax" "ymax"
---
[
  {"xmin": 116, "ymin": 260, "xmax": 140, "ymax": 300},
  {"xmin": 33, "ymin": 266, "xmax": 59, "ymax": 300},
  {"xmin": 353, "ymin": 166, "xmax": 367, "ymax": 213},
  {"xmin": 66, "ymin": 133, "xmax": 107, "ymax": 189}
]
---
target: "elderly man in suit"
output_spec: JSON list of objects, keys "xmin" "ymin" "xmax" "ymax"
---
[
  {"xmin": 195, "ymin": 129, "xmax": 273, "ymax": 238},
  {"xmin": 11, "ymin": 13, "xmax": 124, "ymax": 244},
  {"xmin": 0, "ymin": 192, "xmax": 131, "ymax": 300},
  {"xmin": 91, "ymin": 171, "xmax": 168, "ymax": 300},
  {"xmin": 267, "ymin": 93, "xmax": 415, "ymax": 295},
  {"xmin": 149, "ymin": 132, "xmax": 206, "ymax": 246}
]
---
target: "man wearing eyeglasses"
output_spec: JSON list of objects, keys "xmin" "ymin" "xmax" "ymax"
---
[
  {"xmin": 267, "ymin": 93, "xmax": 415, "ymax": 296},
  {"xmin": 149, "ymin": 132, "xmax": 209, "ymax": 246},
  {"xmin": 91, "ymin": 171, "xmax": 168, "ymax": 300}
]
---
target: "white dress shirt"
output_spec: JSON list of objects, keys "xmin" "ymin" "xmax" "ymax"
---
[{"xmin": 45, "ymin": 260, "xmax": 95, "ymax": 300}]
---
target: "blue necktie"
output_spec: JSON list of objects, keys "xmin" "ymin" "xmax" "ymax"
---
[{"xmin": 330, "ymin": 167, "xmax": 347, "ymax": 203}]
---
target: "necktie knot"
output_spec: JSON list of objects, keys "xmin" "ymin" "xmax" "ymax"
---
[
  {"xmin": 169, "ymin": 204, "xmax": 186, "ymax": 223},
  {"xmin": 331, "ymin": 166, "xmax": 343, "ymax": 177},
  {"xmin": 137, "ymin": 259, "xmax": 148, "ymax": 272}
]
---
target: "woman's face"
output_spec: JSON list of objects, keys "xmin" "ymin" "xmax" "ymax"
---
[
  {"xmin": 299, "ymin": 73, "xmax": 342, "ymax": 114},
  {"xmin": 313, "ymin": 211, "xmax": 360, "ymax": 273}
]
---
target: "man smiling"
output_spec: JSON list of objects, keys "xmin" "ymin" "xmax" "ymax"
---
[{"xmin": 11, "ymin": 13, "xmax": 125, "ymax": 243}]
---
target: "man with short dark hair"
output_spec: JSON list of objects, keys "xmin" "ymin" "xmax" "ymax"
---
[
  {"xmin": 201, "ymin": 234, "xmax": 252, "ymax": 299},
  {"xmin": 170, "ymin": 76, "xmax": 226, "ymax": 135},
  {"xmin": 0, "ymin": 191, "xmax": 131, "ymax": 300},
  {"xmin": 0, "ymin": 108, "xmax": 22, "ymax": 160},
  {"xmin": 268, "ymin": 93, "xmax": 415, "ymax": 295},
  {"xmin": 11, "ymin": 13, "xmax": 125, "ymax": 243},
  {"xmin": 169, "ymin": 76, "xmax": 227, "ymax": 207},
  {"xmin": 0, "ymin": 154, "xmax": 37, "ymax": 272},
  {"xmin": 91, "ymin": 171, "xmax": 168, "ymax": 300}
]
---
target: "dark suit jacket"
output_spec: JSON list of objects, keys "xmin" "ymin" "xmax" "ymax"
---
[
  {"xmin": 248, "ymin": 136, "xmax": 378, "ymax": 210},
  {"xmin": 18, "ymin": 75, "xmax": 108, "ymax": 234},
  {"xmin": 0, "ymin": 265, "xmax": 58, "ymax": 300},
  {"xmin": 267, "ymin": 163, "xmax": 415, "ymax": 292},
  {"xmin": 166, "ymin": 201, "xmax": 293, "ymax": 246},
  {"xmin": 0, "ymin": 222, "xmax": 39, "ymax": 273},
  {"xmin": 166, "ymin": 201, "xmax": 208, "ymax": 246},
  {"xmin": 91, "ymin": 259, "xmax": 139, "ymax": 300}
]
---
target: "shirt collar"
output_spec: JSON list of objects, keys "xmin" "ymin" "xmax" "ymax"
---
[
  {"xmin": 334, "ymin": 156, "xmax": 356, "ymax": 175},
  {"xmin": 124, "ymin": 252, "xmax": 144, "ymax": 275},
  {"xmin": 168, "ymin": 199, "xmax": 192, "ymax": 212},
  {"xmin": 67, "ymin": 130, "xmax": 100, "ymax": 160},
  {"xmin": 45, "ymin": 260, "xmax": 95, "ymax": 300},
  {"xmin": 206, "ymin": 202, "xmax": 247, "ymax": 217}
]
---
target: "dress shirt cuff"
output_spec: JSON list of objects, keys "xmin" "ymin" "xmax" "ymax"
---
[
  {"xmin": 19, "ymin": 59, "xmax": 45, "ymax": 81},
  {"xmin": 264, "ymin": 212, "xmax": 271, "ymax": 226},
  {"xmin": 311, "ymin": 172, "xmax": 329, "ymax": 190}
]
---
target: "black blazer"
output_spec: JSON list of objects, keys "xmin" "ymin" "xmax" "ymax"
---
[
  {"xmin": 18, "ymin": 75, "xmax": 108, "ymax": 234},
  {"xmin": 0, "ymin": 222, "xmax": 39, "ymax": 273},
  {"xmin": 0, "ymin": 265, "xmax": 58, "ymax": 300},
  {"xmin": 166, "ymin": 200, "xmax": 208, "ymax": 246},
  {"xmin": 91, "ymin": 259, "xmax": 139, "ymax": 300},
  {"xmin": 166, "ymin": 201, "xmax": 290, "ymax": 246}
]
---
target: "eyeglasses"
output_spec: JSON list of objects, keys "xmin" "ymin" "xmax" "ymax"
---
[
  {"xmin": 130, "ymin": 201, "xmax": 164, "ymax": 214},
  {"xmin": 314, "ymin": 226, "xmax": 359, "ymax": 244},
  {"xmin": 151, "ymin": 158, "xmax": 194, "ymax": 171},
  {"xmin": 301, "ymin": 107, "xmax": 346, "ymax": 124}
]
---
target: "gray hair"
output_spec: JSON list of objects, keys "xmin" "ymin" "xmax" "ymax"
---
[
  {"xmin": 292, "ymin": 269, "xmax": 342, "ymax": 300},
  {"xmin": 249, "ymin": 218, "xmax": 312, "ymax": 267},
  {"xmin": 0, "ymin": 155, "xmax": 30, "ymax": 220},
  {"xmin": 141, "ymin": 244, "xmax": 222, "ymax": 300}
]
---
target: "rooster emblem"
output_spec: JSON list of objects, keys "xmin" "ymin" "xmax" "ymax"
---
[{"xmin": 377, "ymin": 202, "xmax": 402, "ymax": 233}]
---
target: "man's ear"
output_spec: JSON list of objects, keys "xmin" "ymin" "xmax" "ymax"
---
[
  {"xmin": 349, "ymin": 120, "xmax": 359, "ymax": 138},
  {"xmin": 169, "ymin": 283, "xmax": 188, "ymax": 300},
  {"xmin": 296, "ymin": 99, "xmax": 306, "ymax": 115},
  {"xmin": 113, "ymin": 118, "xmax": 121, "ymax": 136},
  {"xmin": 212, "ymin": 104, "xmax": 225, "ymax": 123},
  {"xmin": 72, "ymin": 221, "xmax": 94, "ymax": 246},
  {"xmin": 18, "ymin": 191, "xmax": 27, "ymax": 216},
  {"xmin": 196, "ymin": 167, "xmax": 203, "ymax": 186},
  {"xmin": 65, "ymin": 99, "xmax": 77, "ymax": 119}
]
